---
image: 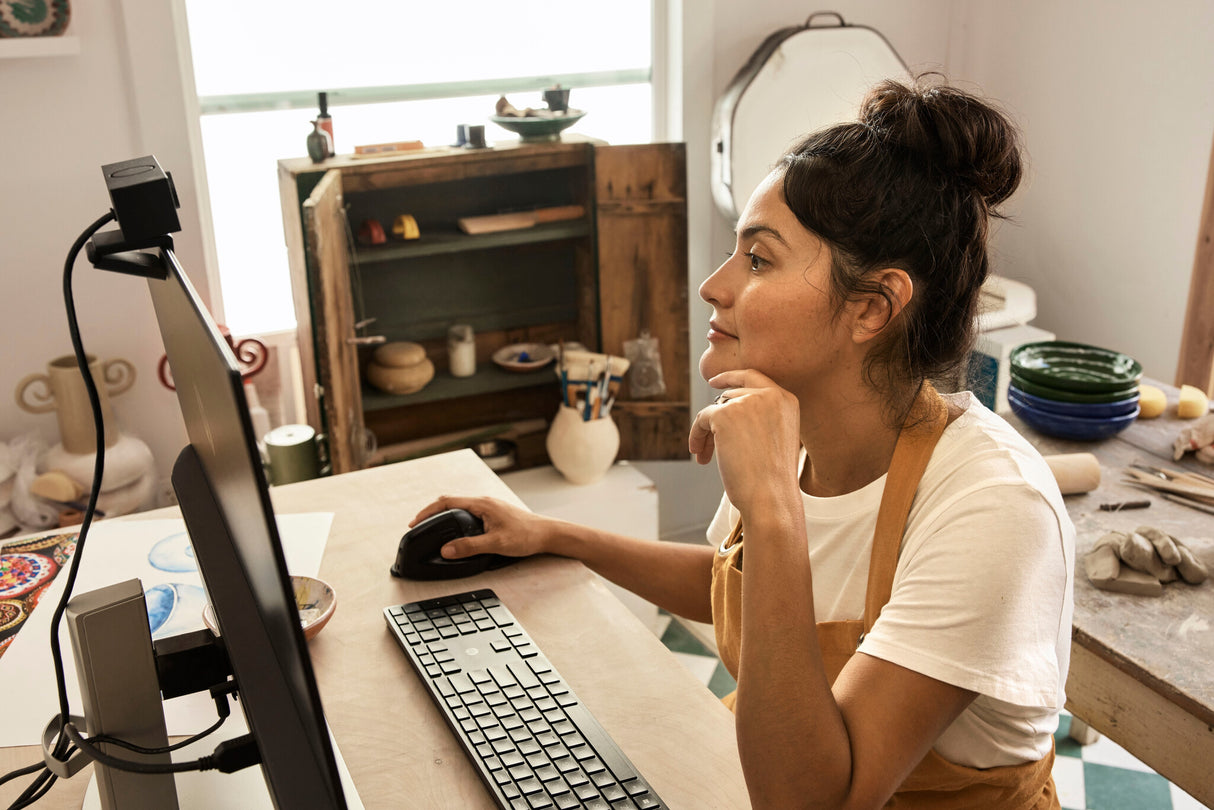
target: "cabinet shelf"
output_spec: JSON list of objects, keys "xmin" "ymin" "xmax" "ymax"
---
[
  {"xmin": 361, "ymin": 363, "xmax": 558, "ymax": 412},
  {"xmin": 355, "ymin": 220, "xmax": 592, "ymax": 264}
]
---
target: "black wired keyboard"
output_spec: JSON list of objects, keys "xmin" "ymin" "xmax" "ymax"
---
[{"xmin": 384, "ymin": 589, "xmax": 665, "ymax": 810}]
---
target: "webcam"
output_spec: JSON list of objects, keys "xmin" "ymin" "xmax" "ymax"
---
[{"xmin": 87, "ymin": 155, "xmax": 181, "ymax": 278}]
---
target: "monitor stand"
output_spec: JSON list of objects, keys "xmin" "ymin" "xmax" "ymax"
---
[{"xmin": 80, "ymin": 715, "xmax": 365, "ymax": 810}]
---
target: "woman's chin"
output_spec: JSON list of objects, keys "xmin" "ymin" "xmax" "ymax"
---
[{"xmin": 698, "ymin": 347, "xmax": 735, "ymax": 382}]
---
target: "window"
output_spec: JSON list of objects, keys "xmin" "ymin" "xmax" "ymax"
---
[{"xmin": 183, "ymin": 1, "xmax": 655, "ymax": 335}]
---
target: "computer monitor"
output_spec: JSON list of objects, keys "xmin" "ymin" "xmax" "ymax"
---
[{"xmin": 148, "ymin": 247, "xmax": 347, "ymax": 809}]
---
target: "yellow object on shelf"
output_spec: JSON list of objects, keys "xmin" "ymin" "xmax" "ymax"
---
[{"xmin": 392, "ymin": 214, "xmax": 420, "ymax": 240}]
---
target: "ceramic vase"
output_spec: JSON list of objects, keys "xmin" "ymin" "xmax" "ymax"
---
[
  {"xmin": 545, "ymin": 405, "xmax": 619, "ymax": 485},
  {"xmin": 16, "ymin": 355, "xmax": 135, "ymax": 454}
]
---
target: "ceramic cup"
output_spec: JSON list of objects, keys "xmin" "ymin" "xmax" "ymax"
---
[
  {"xmin": 265, "ymin": 425, "xmax": 329, "ymax": 485},
  {"xmin": 448, "ymin": 324, "xmax": 476, "ymax": 377},
  {"xmin": 545, "ymin": 405, "xmax": 619, "ymax": 485}
]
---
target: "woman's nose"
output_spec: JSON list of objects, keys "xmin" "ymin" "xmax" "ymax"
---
[{"xmin": 699, "ymin": 257, "xmax": 731, "ymax": 305}]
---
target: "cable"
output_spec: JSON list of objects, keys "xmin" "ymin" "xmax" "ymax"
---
[{"xmin": 0, "ymin": 212, "xmax": 238, "ymax": 807}]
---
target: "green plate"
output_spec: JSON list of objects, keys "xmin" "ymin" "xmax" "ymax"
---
[
  {"xmin": 1008, "ymin": 371, "xmax": 1140, "ymax": 404},
  {"xmin": 489, "ymin": 110, "xmax": 586, "ymax": 143},
  {"xmin": 1009, "ymin": 341, "xmax": 1142, "ymax": 393}
]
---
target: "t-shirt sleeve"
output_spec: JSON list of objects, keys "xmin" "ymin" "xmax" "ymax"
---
[{"xmin": 857, "ymin": 482, "xmax": 1072, "ymax": 709}]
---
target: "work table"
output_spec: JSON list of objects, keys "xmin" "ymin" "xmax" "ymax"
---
[{"xmin": 1003, "ymin": 383, "xmax": 1213, "ymax": 805}]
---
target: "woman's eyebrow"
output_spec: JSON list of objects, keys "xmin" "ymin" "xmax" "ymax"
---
[{"xmin": 736, "ymin": 224, "xmax": 789, "ymax": 248}]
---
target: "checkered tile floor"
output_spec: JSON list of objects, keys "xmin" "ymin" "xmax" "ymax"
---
[{"xmin": 655, "ymin": 613, "xmax": 1207, "ymax": 810}]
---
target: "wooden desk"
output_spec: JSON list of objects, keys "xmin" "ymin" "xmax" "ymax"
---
[
  {"xmin": 0, "ymin": 450, "xmax": 750, "ymax": 809},
  {"xmin": 1004, "ymin": 392, "xmax": 1214, "ymax": 805}
]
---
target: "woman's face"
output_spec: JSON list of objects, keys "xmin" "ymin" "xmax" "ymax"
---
[{"xmin": 698, "ymin": 172, "xmax": 853, "ymax": 393}]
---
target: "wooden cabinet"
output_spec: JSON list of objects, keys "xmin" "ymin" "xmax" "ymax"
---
[{"xmin": 277, "ymin": 139, "xmax": 689, "ymax": 474}]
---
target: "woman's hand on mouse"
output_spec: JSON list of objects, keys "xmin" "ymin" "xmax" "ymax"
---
[
  {"xmin": 410, "ymin": 495, "xmax": 557, "ymax": 560},
  {"xmin": 689, "ymin": 369, "xmax": 802, "ymax": 515}
]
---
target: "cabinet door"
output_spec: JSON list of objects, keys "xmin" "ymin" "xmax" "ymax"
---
[
  {"xmin": 302, "ymin": 169, "xmax": 366, "ymax": 474},
  {"xmin": 594, "ymin": 144, "xmax": 690, "ymax": 459}
]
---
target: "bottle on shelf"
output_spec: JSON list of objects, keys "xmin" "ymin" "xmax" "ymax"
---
[{"xmin": 317, "ymin": 92, "xmax": 334, "ymax": 153}]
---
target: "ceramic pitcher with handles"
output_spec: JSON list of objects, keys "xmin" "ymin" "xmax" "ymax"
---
[{"xmin": 16, "ymin": 355, "xmax": 136, "ymax": 454}]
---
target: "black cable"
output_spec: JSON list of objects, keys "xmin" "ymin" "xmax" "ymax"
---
[
  {"xmin": 0, "ymin": 212, "xmax": 232, "ymax": 807},
  {"xmin": 91, "ymin": 709, "xmax": 227, "ymax": 756},
  {"xmin": 0, "ymin": 761, "xmax": 43, "ymax": 788}
]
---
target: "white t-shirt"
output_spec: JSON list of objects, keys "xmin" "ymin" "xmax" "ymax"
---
[{"xmin": 705, "ymin": 392, "xmax": 1075, "ymax": 768}]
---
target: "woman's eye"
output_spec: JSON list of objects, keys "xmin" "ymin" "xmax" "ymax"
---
[{"xmin": 745, "ymin": 252, "xmax": 766, "ymax": 271}]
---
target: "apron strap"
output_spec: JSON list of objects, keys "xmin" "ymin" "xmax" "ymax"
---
[{"xmin": 863, "ymin": 383, "xmax": 949, "ymax": 633}]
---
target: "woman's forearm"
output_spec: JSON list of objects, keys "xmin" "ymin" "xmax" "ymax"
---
[
  {"xmin": 733, "ymin": 510, "xmax": 854, "ymax": 809},
  {"xmin": 546, "ymin": 520, "xmax": 715, "ymax": 623}
]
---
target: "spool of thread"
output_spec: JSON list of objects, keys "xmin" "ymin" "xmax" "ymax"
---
[{"xmin": 1043, "ymin": 453, "xmax": 1101, "ymax": 494}]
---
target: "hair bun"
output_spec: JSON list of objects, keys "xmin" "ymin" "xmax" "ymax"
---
[{"xmin": 859, "ymin": 78, "xmax": 1022, "ymax": 208}]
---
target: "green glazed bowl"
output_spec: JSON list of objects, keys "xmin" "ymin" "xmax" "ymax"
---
[
  {"xmin": 1009, "ymin": 341, "xmax": 1142, "ymax": 393},
  {"xmin": 489, "ymin": 110, "xmax": 586, "ymax": 142},
  {"xmin": 1008, "ymin": 369, "xmax": 1141, "ymax": 404}
]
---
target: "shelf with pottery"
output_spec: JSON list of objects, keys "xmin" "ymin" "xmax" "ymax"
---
[
  {"xmin": 354, "ymin": 220, "xmax": 592, "ymax": 264},
  {"xmin": 0, "ymin": 37, "xmax": 80, "ymax": 58},
  {"xmin": 361, "ymin": 364, "xmax": 557, "ymax": 412}
]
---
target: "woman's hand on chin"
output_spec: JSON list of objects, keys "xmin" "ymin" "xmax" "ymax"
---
[{"xmin": 689, "ymin": 369, "xmax": 802, "ymax": 514}]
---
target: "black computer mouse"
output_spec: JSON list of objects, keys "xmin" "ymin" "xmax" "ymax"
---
[{"xmin": 390, "ymin": 508, "xmax": 519, "ymax": 580}]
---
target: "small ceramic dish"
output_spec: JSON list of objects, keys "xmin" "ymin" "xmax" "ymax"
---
[
  {"xmin": 1008, "ymin": 394, "xmax": 1139, "ymax": 441},
  {"xmin": 1009, "ymin": 341, "xmax": 1142, "ymax": 393},
  {"xmin": 203, "ymin": 574, "xmax": 336, "ymax": 641},
  {"xmin": 492, "ymin": 343, "xmax": 555, "ymax": 372}
]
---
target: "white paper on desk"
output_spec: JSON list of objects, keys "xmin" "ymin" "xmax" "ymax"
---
[{"xmin": 0, "ymin": 512, "xmax": 333, "ymax": 749}]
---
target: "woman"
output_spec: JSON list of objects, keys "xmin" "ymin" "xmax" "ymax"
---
[{"xmin": 413, "ymin": 78, "xmax": 1074, "ymax": 809}]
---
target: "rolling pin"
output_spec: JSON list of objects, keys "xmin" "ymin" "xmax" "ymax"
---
[{"xmin": 1043, "ymin": 453, "xmax": 1101, "ymax": 494}]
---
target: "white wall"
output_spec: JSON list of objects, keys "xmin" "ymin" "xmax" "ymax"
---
[
  {"xmin": 1, "ymin": 1, "xmax": 1211, "ymax": 534},
  {"xmin": 0, "ymin": 0, "xmax": 211, "ymax": 507},
  {"xmin": 952, "ymin": 0, "xmax": 1214, "ymax": 384}
]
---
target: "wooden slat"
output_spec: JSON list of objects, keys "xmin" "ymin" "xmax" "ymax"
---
[
  {"xmin": 302, "ymin": 170, "xmax": 366, "ymax": 474},
  {"xmin": 594, "ymin": 143, "xmax": 691, "ymax": 460},
  {"xmin": 278, "ymin": 163, "xmax": 322, "ymax": 431},
  {"xmin": 1176, "ymin": 131, "xmax": 1214, "ymax": 395},
  {"xmin": 1067, "ymin": 642, "xmax": 1214, "ymax": 806}
]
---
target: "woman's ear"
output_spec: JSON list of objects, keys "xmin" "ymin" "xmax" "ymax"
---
[{"xmin": 850, "ymin": 268, "xmax": 913, "ymax": 344}]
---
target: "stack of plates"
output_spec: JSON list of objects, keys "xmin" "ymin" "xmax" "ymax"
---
[{"xmin": 1007, "ymin": 341, "xmax": 1142, "ymax": 440}]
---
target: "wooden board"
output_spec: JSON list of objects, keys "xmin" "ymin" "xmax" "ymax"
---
[
  {"xmin": 303, "ymin": 170, "xmax": 367, "ymax": 474},
  {"xmin": 1176, "ymin": 131, "xmax": 1214, "ymax": 396},
  {"xmin": 594, "ymin": 144, "xmax": 691, "ymax": 460}
]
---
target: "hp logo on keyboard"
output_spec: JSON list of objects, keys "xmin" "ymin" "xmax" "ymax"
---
[{"xmin": 465, "ymin": 647, "xmax": 479, "ymax": 656}]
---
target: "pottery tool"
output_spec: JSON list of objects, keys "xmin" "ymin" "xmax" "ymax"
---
[{"xmin": 1122, "ymin": 464, "xmax": 1214, "ymax": 514}]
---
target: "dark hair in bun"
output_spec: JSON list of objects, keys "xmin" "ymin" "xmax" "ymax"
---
[{"xmin": 779, "ymin": 76, "xmax": 1023, "ymax": 407}]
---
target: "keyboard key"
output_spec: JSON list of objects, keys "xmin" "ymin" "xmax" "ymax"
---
[
  {"xmin": 517, "ymin": 778, "xmax": 543, "ymax": 796},
  {"xmin": 600, "ymin": 784, "xmax": 627, "ymax": 802},
  {"xmin": 554, "ymin": 794, "xmax": 580, "ymax": 810}
]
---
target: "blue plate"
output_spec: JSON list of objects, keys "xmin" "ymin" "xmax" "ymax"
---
[
  {"xmin": 1007, "ymin": 385, "xmax": 1139, "ymax": 418},
  {"xmin": 1008, "ymin": 395, "xmax": 1139, "ymax": 441}
]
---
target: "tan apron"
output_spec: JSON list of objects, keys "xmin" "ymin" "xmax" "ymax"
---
[{"xmin": 709, "ymin": 385, "xmax": 1058, "ymax": 809}]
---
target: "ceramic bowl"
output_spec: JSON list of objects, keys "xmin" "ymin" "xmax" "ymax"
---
[
  {"xmin": 1007, "ymin": 385, "xmax": 1140, "ymax": 418},
  {"xmin": 493, "ymin": 342, "xmax": 555, "ymax": 372},
  {"xmin": 489, "ymin": 110, "xmax": 586, "ymax": 142},
  {"xmin": 1008, "ymin": 394, "xmax": 1139, "ymax": 441},
  {"xmin": 1007, "ymin": 370, "xmax": 1140, "ymax": 404},
  {"xmin": 1009, "ymin": 341, "xmax": 1142, "ymax": 393},
  {"xmin": 203, "ymin": 574, "xmax": 336, "ymax": 641}
]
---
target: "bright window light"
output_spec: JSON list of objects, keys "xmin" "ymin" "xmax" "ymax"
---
[{"xmin": 183, "ymin": 1, "xmax": 654, "ymax": 335}]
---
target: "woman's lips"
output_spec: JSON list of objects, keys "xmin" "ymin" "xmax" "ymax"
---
[{"xmin": 707, "ymin": 321, "xmax": 736, "ymax": 341}]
